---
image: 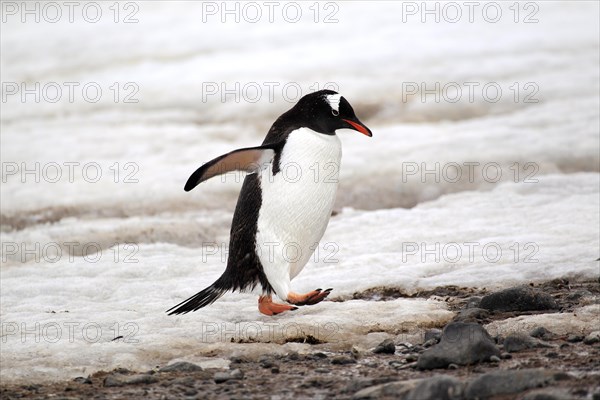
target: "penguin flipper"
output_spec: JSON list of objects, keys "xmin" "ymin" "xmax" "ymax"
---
[{"xmin": 184, "ymin": 143, "xmax": 282, "ymax": 192}]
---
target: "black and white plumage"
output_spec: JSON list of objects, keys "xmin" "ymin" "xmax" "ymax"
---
[{"xmin": 167, "ymin": 90, "xmax": 372, "ymax": 316}]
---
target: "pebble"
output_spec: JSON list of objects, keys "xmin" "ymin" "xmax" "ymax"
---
[
  {"xmin": 103, "ymin": 373, "xmax": 158, "ymax": 387},
  {"xmin": 331, "ymin": 356, "xmax": 356, "ymax": 365},
  {"xmin": 372, "ymin": 338, "xmax": 396, "ymax": 354},
  {"xmin": 214, "ymin": 369, "xmax": 244, "ymax": 383},
  {"xmin": 530, "ymin": 326, "xmax": 555, "ymax": 340}
]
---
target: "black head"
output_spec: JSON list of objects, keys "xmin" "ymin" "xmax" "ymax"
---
[{"xmin": 284, "ymin": 89, "xmax": 372, "ymax": 137}]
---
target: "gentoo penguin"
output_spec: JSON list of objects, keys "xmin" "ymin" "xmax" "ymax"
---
[{"xmin": 167, "ymin": 90, "xmax": 372, "ymax": 316}]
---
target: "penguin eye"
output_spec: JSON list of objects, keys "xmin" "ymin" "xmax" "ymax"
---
[{"xmin": 331, "ymin": 109, "xmax": 339, "ymax": 116}]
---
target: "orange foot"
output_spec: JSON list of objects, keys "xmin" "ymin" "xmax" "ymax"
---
[
  {"xmin": 258, "ymin": 295, "xmax": 298, "ymax": 316},
  {"xmin": 287, "ymin": 288, "xmax": 333, "ymax": 306}
]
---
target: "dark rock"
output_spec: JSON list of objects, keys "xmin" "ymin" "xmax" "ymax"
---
[
  {"xmin": 406, "ymin": 375, "xmax": 464, "ymax": 400},
  {"xmin": 453, "ymin": 308, "xmax": 489, "ymax": 322},
  {"xmin": 315, "ymin": 368, "xmax": 330, "ymax": 373},
  {"xmin": 464, "ymin": 368, "xmax": 558, "ymax": 399},
  {"xmin": 417, "ymin": 322, "xmax": 500, "ymax": 370},
  {"xmin": 480, "ymin": 286, "xmax": 559, "ymax": 312},
  {"xmin": 465, "ymin": 296, "xmax": 482, "ymax": 309},
  {"xmin": 103, "ymin": 373, "xmax": 158, "ymax": 387},
  {"xmin": 503, "ymin": 333, "xmax": 549, "ymax": 353},
  {"xmin": 373, "ymin": 338, "xmax": 396, "ymax": 354},
  {"xmin": 500, "ymin": 352, "xmax": 512, "ymax": 359},
  {"xmin": 530, "ymin": 327, "xmax": 555, "ymax": 340},
  {"xmin": 405, "ymin": 354, "xmax": 418, "ymax": 362},
  {"xmin": 583, "ymin": 331, "xmax": 600, "ymax": 345},
  {"xmin": 423, "ymin": 338, "xmax": 438, "ymax": 348},
  {"xmin": 286, "ymin": 351, "xmax": 300, "ymax": 360},
  {"xmin": 159, "ymin": 361, "xmax": 202, "ymax": 373},
  {"xmin": 72, "ymin": 377, "xmax": 92, "ymax": 384},
  {"xmin": 489, "ymin": 355, "xmax": 500, "ymax": 363},
  {"xmin": 271, "ymin": 366, "xmax": 280, "ymax": 374},
  {"xmin": 566, "ymin": 334, "xmax": 584, "ymax": 343},
  {"xmin": 424, "ymin": 329, "xmax": 442, "ymax": 342},
  {"xmin": 331, "ymin": 355, "xmax": 357, "ymax": 365}
]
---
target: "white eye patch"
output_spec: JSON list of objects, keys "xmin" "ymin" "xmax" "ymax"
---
[{"xmin": 325, "ymin": 94, "xmax": 342, "ymax": 113}]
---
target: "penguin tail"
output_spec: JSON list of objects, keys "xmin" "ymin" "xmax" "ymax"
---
[{"xmin": 166, "ymin": 280, "xmax": 228, "ymax": 315}]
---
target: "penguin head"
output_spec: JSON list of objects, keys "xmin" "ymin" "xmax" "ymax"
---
[{"xmin": 294, "ymin": 90, "xmax": 373, "ymax": 137}]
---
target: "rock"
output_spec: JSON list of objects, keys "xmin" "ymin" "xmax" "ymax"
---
[
  {"xmin": 258, "ymin": 356, "xmax": 275, "ymax": 368},
  {"xmin": 480, "ymin": 286, "xmax": 559, "ymax": 312},
  {"xmin": 72, "ymin": 376, "xmax": 92, "ymax": 384},
  {"xmin": 406, "ymin": 375, "xmax": 464, "ymax": 400},
  {"xmin": 583, "ymin": 331, "xmax": 600, "ymax": 345},
  {"xmin": 103, "ymin": 373, "xmax": 158, "ymax": 387},
  {"xmin": 424, "ymin": 329, "xmax": 442, "ymax": 342},
  {"xmin": 417, "ymin": 322, "xmax": 500, "ymax": 370},
  {"xmin": 214, "ymin": 368, "xmax": 243, "ymax": 383},
  {"xmin": 453, "ymin": 308, "xmax": 489, "ymax": 322},
  {"xmin": 315, "ymin": 368, "xmax": 330, "ymax": 373},
  {"xmin": 353, "ymin": 379, "xmax": 421, "ymax": 399},
  {"xmin": 503, "ymin": 333, "xmax": 549, "ymax": 353},
  {"xmin": 566, "ymin": 334, "xmax": 584, "ymax": 343},
  {"xmin": 331, "ymin": 355, "xmax": 356, "ymax": 365},
  {"xmin": 158, "ymin": 361, "xmax": 202, "ymax": 373},
  {"xmin": 465, "ymin": 296, "xmax": 482, "ymax": 309},
  {"xmin": 373, "ymin": 338, "xmax": 396, "ymax": 354},
  {"xmin": 423, "ymin": 338, "xmax": 438, "ymax": 348},
  {"xmin": 489, "ymin": 355, "xmax": 500, "ymax": 363},
  {"xmin": 271, "ymin": 366, "xmax": 280, "ymax": 374},
  {"xmin": 530, "ymin": 326, "xmax": 555, "ymax": 340},
  {"xmin": 464, "ymin": 369, "xmax": 558, "ymax": 399}
]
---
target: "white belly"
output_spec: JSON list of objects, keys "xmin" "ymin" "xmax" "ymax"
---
[{"xmin": 255, "ymin": 128, "xmax": 341, "ymax": 298}]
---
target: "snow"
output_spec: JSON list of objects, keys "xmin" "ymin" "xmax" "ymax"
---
[{"xmin": 1, "ymin": 1, "xmax": 599, "ymax": 384}]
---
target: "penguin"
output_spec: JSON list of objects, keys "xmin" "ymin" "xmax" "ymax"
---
[{"xmin": 167, "ymin": 89, "xmax": 372, "ymax": 316}]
